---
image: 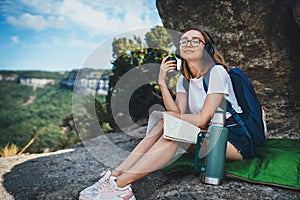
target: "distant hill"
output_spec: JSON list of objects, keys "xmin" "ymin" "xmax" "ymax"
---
[
  {"xmin": 0, "ymin": 80, "xmax": 75, "ymax": 154},
  {"xmin": 0, "ymin": 69, "xmax": 110, "ymax": 155},
  {"xmin": 0, "ymin": 70, "xmax": 68, "ymax": 80},
  {"xmin": 60, "ymin": 69, "xmax": 111, "ymax": 95}
]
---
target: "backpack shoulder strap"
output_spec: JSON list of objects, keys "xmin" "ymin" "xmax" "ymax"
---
[
  {"xmin": 182, "ymin": 77, "xmax": 189, "ymax": 93},
  {"xmin": 182, "ymin": 78, "xmax": 190, "ymax": 114},
  {"xmin": 202, "ymin": 66, "xmax": 213, "ymax": 92}
]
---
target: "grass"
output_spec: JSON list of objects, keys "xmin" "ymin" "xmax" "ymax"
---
[{"xmin": 0, "ymin": 143, "xmax": 19, "ymax": 157}]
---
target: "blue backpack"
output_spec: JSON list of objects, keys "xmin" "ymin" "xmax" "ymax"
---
[{"xmin": 183, "ymin": 67, "xmax": 266, "ymax": 157}]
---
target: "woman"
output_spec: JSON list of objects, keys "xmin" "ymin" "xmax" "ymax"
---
[{"xmin": 79, "ymin": 28, "xmax": 247, "ymax": 200}]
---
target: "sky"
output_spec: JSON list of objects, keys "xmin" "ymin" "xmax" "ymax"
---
[{"xmin": 0, "ymin": 0, "xmax": 162, "ymax": 71}]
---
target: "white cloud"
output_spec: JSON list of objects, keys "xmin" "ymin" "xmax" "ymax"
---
[
  {"xmin": 11, "ymin": 36, "xmax": 20, "ymax": 44},
  {"xmin": 7, "ymin": 13, "xmax": 69, "ymax": 30},
  {"xmin": 69, "ymin": 39, "xmax": 95, "ymax": 48},
  {"xmin": 7, "ymin": 0, "xmax": 161, "ymax": 36}
]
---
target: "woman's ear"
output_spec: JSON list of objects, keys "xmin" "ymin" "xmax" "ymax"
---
[
  {"xmin": 204, "ymin": 43, "xmax": 214, "ymax": 57},
  {"xmin": 203, "ymin": 31, "xmax": 215, "ymax": 57}
]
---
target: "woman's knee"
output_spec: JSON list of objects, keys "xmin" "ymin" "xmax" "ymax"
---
[
  {"xmin": 159, "ymin": 135, "xmax": 179, "ymax": 149},
  {"xmin": 157, "ymin": 119, "xmax": 164, "ymax": 126},
  {"xmin": 145, "ymin": 120, "xmax": 164, "ymax": 139}
]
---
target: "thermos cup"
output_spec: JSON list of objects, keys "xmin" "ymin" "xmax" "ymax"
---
[{"xmin": 166, "ymin": 56, "xmax": 177, "ymax": 71}]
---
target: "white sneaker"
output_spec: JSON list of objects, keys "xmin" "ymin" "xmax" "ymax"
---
[
  {"xmin": 79, "ymin": 170, "xmax": 112, "ymax": 199},
  {"xmin": 93, "ymin": 179, "xmax": 135, "ymax": 200},
  {"xmin": 79, "ymin": 170, "xmax": 135, "ymax": 200}
]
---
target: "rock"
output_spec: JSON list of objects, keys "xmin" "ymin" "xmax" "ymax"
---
[
  {"xmin": 156, "ymin": 0, "xmax": 300, "ymax": 139},
  {"xmin": 0, "ymin": 130, "xmax": 299, "ymax": 199}
]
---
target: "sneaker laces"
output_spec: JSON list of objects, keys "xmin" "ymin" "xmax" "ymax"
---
[
  {"xmin": 94, "ymin": 170, "xmax": 133, "ymax": 193},
  {"xmin": 94, "ymin": 170, "xmax": 116, "ymax": 192},
  {"xmin": 95, "ymin": 182, "xmax": 114, "ymax": 192}
]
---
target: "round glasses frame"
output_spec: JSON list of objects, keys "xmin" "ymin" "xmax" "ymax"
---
[{"xmin": 179, "ymin": 39, "xmax": 204, "ymax": 47}]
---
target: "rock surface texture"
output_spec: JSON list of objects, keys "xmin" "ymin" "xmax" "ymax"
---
[
  {"xmin": 157, "ymin": 0, "xmax": 300, "ymax": 139},
  {"xmin": 1, "ymin": 129, "xmax": 300, "ymax": 200}
]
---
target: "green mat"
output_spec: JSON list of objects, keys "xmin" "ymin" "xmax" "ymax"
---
[{"xmin": 163, "ymin": 139, "xmax": 300, "ymax": 190}]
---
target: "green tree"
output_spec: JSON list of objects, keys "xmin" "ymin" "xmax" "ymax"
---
[
  {"xmin": 0, "ymin": 81, "xmax": 78, "ymax": 154},
  {"xmin": 112, "ymin": 36, "xmax": 143, "ymax": 59},
  {"xmin": 106, "ymin": 26, "xmax": 176, "ymax": 130},
  {"xmin": 145, "ymin": 25, "xmax": 174, "ymax": 51}
]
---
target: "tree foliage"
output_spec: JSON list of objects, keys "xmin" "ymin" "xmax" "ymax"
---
[
  {"xmin": 106, "ymin": 26, "xmax": 177, "ymax": 130},
  {"xmin": 112, "ymin": 36, "xmax": 143, "ymax": 59},
  {"xmin": 145, "ymin": 26, "xmax": 173, "ymax": 51},
  {"xmin": 0, "ymin": 81, "xmax": 78, "ymax": 153}
]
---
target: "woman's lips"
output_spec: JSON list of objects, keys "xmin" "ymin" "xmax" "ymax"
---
[{"xmin": 184, "ymin": 50, "xmax": 194, "ymax": 53}]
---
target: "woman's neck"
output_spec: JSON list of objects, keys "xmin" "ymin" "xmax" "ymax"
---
[{"xmin": 187, "ymin": 61, "xmax": 202, "ymax": 78}]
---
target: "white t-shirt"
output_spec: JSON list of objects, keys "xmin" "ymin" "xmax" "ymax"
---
[{"xmin": 176, "ymin": 65, "xmax": 242, "ymax": 118}]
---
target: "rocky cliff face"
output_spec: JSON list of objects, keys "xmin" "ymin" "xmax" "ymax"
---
[
  {"xmin": 19, "ymin": 78, "xmax": 56, "ymax": 90},
  {"xmin": 60, "ymin": 70, "xmax": 109, "ymax": 95},
  {"xmin": 157, "ymin": 0, "xmax": 300, "ymax": 138}
]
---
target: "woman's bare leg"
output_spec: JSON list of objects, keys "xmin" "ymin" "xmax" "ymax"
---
[
  {"xmin": 112, "ymin": 120, "xmax": 164, "ymax": 177},
  {"xmin": 226, "ymin": 142, "xmax": 242, "ymax": 161},
  {"xmin": 115, "ymin": 135, "xmax": 178, "ymax": 187},
  {"xmin": 112, "ymin": 140, "xmax": 240, "ymax": 187}
]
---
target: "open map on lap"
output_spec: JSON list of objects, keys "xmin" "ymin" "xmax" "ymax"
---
[{"xmin": 146, "ymin": 111, "xmax": 200, "ymax": 144}]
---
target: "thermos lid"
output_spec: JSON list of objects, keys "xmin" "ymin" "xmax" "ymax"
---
[{"xmin": 210, "ymin": 111, "xmax": 225, "ymax": 127}]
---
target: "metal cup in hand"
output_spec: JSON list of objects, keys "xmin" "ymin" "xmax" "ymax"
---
[{"xmin": 166, "ymin": 56, "xmax": 177, "ymax": 71}]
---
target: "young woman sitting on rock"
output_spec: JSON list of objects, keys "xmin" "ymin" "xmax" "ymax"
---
[{"xmin": 79, "ymin": 27, "xmax": 249, "ymax": 200}]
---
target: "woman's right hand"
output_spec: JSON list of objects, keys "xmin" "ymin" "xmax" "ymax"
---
[{"xmin": 158, "ymin": 56, "xmax": 177, "ymax": 87}]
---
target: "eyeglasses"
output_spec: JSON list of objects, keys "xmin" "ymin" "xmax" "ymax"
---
[{"xmin": 179, "ymin": 38, "xmax": 204, "ymax": 47}]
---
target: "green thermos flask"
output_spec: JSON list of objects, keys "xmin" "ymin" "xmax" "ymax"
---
[{"xmin": 202, "ymin": 111, "xmax": 228, "ymax": 185}]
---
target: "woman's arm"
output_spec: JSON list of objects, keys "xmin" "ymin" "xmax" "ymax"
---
[{"xmin": 169, "ymin": 93, "xmax": 224, "ymax": 129}]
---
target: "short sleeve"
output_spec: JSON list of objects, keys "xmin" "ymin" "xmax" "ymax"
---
[
  {"xmin": 207, "ymin": 65, "xmax": 230, "ymax": 96},
  {"xmin": 176, "ymin": 75, "xmax": 187, "ymax": 93}
]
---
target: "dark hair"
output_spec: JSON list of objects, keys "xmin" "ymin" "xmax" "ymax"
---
[{"xmin": 179, "ymin": 28, "xmax": 228, "ymax": 79}]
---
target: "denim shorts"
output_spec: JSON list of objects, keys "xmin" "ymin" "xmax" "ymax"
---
[{"xmin": 226, "ymin": 115, "xmax": 253, "ymax": 160}]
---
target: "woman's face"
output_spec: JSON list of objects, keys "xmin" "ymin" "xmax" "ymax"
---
[{"xmin": 179, "ymin": 30, "xmax": 205, "ymax": 61}]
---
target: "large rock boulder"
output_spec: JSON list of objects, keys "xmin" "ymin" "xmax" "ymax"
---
[{"xmin": 156, "ymin": 0, "xmax": 300, "ymax": 138}]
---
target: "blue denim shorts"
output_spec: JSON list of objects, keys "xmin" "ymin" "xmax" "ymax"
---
[{"xmin": 226, "ymin": 115, "xmax": 253, "ymax": 160}]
